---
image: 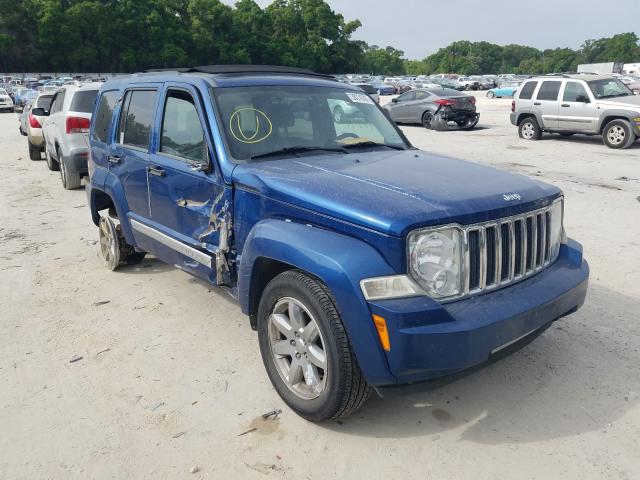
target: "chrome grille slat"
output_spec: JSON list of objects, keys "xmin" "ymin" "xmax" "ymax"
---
[{"xmin": 460, "ymin": 203, "xmax": 559, "ymax": 298}]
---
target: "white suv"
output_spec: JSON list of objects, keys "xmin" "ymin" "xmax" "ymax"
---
[
  {"xmin": 510, "ymin": 74, "xmax": 640, "ymax": 149},
  {"xmin": 37, "ymin": 84, "xmax": 99, "ymax": 189}
]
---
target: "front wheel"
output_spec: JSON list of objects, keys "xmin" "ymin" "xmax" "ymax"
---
[
  {"xmin": 486, "ymin": 91, "xmax": 495, "ymax": 99},
  {"xmin": 258, "ymin": 270, "xmax": 371, "ymax": 421},
  {"xmin": 518, "ymin": 117, "xmax": 542, "ymax": 140},
  {"xmin": 602, "ymin": 119, "xmax": 636, "ymax": 149}
]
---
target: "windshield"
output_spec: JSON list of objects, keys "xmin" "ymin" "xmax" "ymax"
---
[
  {"xmin": 213, "ymin": 85, "xmax": 407, "ymax": 162},
  {"xmin": 588, "ymin": 78, "xmax": 633, "ymax": 99}
]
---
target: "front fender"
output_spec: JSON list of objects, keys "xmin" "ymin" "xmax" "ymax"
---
[{"xmin": 238, "ymin": 219, "xmax": 398, "ymax": 385}]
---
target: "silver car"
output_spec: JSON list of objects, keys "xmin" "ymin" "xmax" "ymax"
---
[
  {"xmin": 511, "ymin": 74, "xmax": 640, "ymax": 149},
  {"xmin": 38, "ymin": 83, "xmax": 99, "ymax": 188},
  {"xmin": 383, "ymin": 88, "xmax": 480, "ymax": 130},
  {"xmin": 24, "ymin": 93, "xmax": 55, "ymax": 160}
]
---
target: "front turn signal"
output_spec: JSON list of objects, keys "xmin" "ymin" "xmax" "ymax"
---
[{"xmin": 372, "ymin": 314, "xmax": 391, "ymax": 352}]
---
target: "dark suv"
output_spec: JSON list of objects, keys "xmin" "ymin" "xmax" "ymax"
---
[{"xmin": 87, "ymin": 66, "xmax": 589, "ymax": 421}]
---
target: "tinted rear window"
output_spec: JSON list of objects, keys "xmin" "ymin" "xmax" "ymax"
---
[
  {"xmin": 121, "ymin": 90, "xmax": 157, "ymax": 149},
  {"xmin": 71, "ymin": 90, "xmax": 98, "ymax": 113},
  {"xmin": 354, "ymin": 84, "xmax": 377, "ymax": 94},
  {"xmin": 36, "ymin": 95, "xmax": 54, "ymax": 109},
  {"xmin": 536, "ymin": 81, "xmax": 561, "ymax": 101},
  {"xmin": 438, "ymin": 88, "xmax": 465, "ymax": 97},
  {"xmin": 93, "ymin": 90, "xmax": 119, "ymax": 143},
  {"xmin": 519, "ymin": 81, "xmax": 537, "ymax": 99}
]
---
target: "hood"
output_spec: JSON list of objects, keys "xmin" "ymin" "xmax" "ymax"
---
[
  {"xmin": 232, "ymin": 150, "xmax": 561, "ymax": 237},
  {"xmin": 597, "ymin": 94, "xmax": 640, "ymax": 108}
]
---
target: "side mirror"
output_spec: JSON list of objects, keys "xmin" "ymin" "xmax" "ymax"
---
[
  {"xmin": 31, "ymin": 107, "xmax": 49, "ymax": 116},
  {"xmin": 391, "ymin": 98, "xmax": 398, "ymax": 103},
  {"xmin": 576, "ymin": 95, "xmax": 590, "ymax": 103}
]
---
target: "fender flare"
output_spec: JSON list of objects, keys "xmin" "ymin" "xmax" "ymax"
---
[
  {"xmin": 597, "ymin": 110, "xmax": 636, "ymax": 133},
  {"xmin": 238, "ymin": 219, "xmax": 398, "ymax": 385}
]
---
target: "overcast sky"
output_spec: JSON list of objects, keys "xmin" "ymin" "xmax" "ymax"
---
[{"xmin": 222, "ymin": 0, "xmax": 640, "ymax": 59}]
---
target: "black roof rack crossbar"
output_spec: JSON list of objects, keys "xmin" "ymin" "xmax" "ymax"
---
[{"xmin": 144, "ymin": 64, "xmax": 335, "ymax": 79}]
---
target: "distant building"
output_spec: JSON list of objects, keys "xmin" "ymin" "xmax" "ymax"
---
[
  {"xmin": 623, "ymin": 63, "xmax": 640, "ymax": 75},
  {"xmin": 577, "ymin": 62, "xmax": 624, "ymax": 75}
]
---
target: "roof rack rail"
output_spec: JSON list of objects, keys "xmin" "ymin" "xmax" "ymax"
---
[{"xmin": 143, "ymin": 65, "xmax": 335, "ymax": 79}]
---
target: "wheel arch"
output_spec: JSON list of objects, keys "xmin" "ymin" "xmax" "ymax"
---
[
  {"xmin": 238, "ymin": 219, "xmax": 397, "ymax": 385},
  {"xmin": 598, "ymin": 113, "xmax": 635, "ymax": 134}
]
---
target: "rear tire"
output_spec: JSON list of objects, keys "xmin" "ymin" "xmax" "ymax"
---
[
  {"xmin": 59, "ymin": 153, "xmax": 82, "ymax": 190},
  {"xmin": 28, "ymin": 141, "xmax": 41, "ymax": 160},
  {"xmin": 518, "ymin": 117, "xmax": 542, "ymax": 140},
  {"xmin": 257, "ymin": 270, "xmax": 371, "ymax": 422},
  {"xmin": 422, "ymin": 111, "xmax": 434, "ymax": 130},
  {"xmin": 602, "ymin": 119, "xmax": 635, "ymax": 149},
  {"xmin": 45, "ymin": 148, "xmax": 59, "ymax": 171}
]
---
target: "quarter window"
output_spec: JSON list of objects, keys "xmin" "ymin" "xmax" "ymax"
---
[
  {"xmin": 93, "ymin": 91, "xmax": 119, "ymax": 143},
  {"xmin": 536, "ymin": 81, "xmax": 561, "ymax": 101},
  {"xmin": 119, "ymin": 90, "xmax": 157, "ymax": 149},
  {"xmin": 160, "ymin": 90, "xmax": 207, "ymax": 163},
  {"xmin": 563, "ymin": 82, "xmax": 589, "ymax": 102},
  {"xmin": 518, "ymin": 81, "xmax": 538, "ymax": 100}
]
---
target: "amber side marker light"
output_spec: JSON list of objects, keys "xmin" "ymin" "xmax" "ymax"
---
[{"xmin": 372, "ymin": 314, "xmax": 391, "ymax": 351}]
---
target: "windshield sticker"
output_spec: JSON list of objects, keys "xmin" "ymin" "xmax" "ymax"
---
[
  {"xmin": 229, "ymin": 108, "xmax": 273, "ymax": 144},
  {"xmin": 345, "ymin": 92, "xmax": 374, "ymax": 105}
]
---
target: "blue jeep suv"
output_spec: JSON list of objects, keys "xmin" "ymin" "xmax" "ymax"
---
[{"xmin": 87, "ymin": 65, "xmax": 589, "ymax": 421}]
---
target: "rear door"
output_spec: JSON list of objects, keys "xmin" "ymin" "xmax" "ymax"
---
[
  {"xmin": 109, "ymin": 86, "xmax": 160, "ymax": 225},
  {"xmin": 533, "ymin": 80, "xmax": 562, "ymax": 129},
  {"xmin": 557, "ymin": 81, "xmax": 598, "ymax": 132},
  {"xmin": 145, "ymin": 83, "xmax": 225, "ymax": 281},
  {"xmin": 43, "ymin": 89, "xmax": 66, "ymax": 155}
]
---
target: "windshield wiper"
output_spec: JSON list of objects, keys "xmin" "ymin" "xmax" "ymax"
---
[
  {"xmin": 340, "ymin": 141, "xmax": 405, "ymax": 151},
  {"xmin": 251, "ymin": 146, "xmax": 347, "ymax": 160}
]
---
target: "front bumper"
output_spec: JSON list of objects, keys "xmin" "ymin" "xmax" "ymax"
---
[{"xmin": 367, "ymin": 239, "xmax": 589, "ymax": 389}]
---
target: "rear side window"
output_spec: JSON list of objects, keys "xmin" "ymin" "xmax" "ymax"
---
[
  {"xmin": 119, "ymin": 90, "xmax": 157, "ymax": 149},
  {"xmin": 50, "ymin": 90, "xmax": 66, "ymax": 113},
  {"xmin": 36, "ymin": 95, "xmax": 54, "ymax": 110},
  {"xmin": 93, "ymin": 91, "xmax": 119, "ymax": 143},
  {"xmin": 518, "ymin": 81, "xmax": 538, "ymax": 99},
  {"xmin": 160, "ymin": 90, "xmax": 206, "ymax": 163},
  {"xmin": 71, "ymin": 90, "xmax": 98, "ymax": 113},
  {"xmin": 536, "ymin": 81, "xmax": 561, "ymax": 101},
  {"xmin": 563, "ymin": 82, "xmax": 589, "ymax": 102},
  {"xmin": 355, "ymin": 84, "xmax": 377, "ymax": 95}
]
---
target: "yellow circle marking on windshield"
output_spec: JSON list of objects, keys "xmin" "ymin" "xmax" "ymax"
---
[{"xmin": 229, "ymin": 108, "xmax": 273, "ymax": 144}]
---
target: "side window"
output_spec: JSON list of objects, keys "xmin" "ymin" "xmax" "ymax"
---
[
  {"xmin": 50, "ymin": 92, "xmax": 61, "ymax": 113},
  {"xmin": 396, "ymin": 92, "xmax": 415, "ymax": 102},
  {"xmin": 563, "ymin": 82, "xmax": 589, "ymax": 102},
  {"xmin": 518, "ymin": 81, "xmax": 538, "ymax": 100},
  {"xmin": 160, "ymin": 90, "xmax": 206, "ymax": 163},
  {"xmin": 414, "ymin": 91, "xmax": 431, "ymax": 100},
  {"xmin": 119, "ymin": 90, "xmax": 158, "ymax": 150},
  {"xmin": 536, "ymin": 81, "xmax": 561, "ymax": 101},
  {"xmin": 93, "ymin": 91, "xmax": 119, "ymax": 143}
]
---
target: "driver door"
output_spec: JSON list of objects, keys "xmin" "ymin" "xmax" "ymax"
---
[
  {"xmin": 557, "ymin": 81, "xmax": 598, "ymax": 133},
  {"xmin": 387, "ymin": 91, "xmax": 415, "ymax": 122}
]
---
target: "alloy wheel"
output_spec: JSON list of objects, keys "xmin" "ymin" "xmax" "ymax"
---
[
  {"xmin": 521, "ymin": 122, "xmax": 535, "ymax": 139},
  {"xmin": 98, "ymin": 216, "xmax": 120, "ymax": 270},
  {"xmin": 607, "ymin": 125, "xmax": 626, "ymax": 146},
  {"xmin": 267, "ymin": 297, "xmax": 327, "ymax": 400}
]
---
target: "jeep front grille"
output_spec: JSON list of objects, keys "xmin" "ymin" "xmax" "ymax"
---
[{"xmin": 463, "ymin": 204, "xmax": 558, "ymax": 295}]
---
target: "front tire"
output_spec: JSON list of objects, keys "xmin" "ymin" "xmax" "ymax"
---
[
  {"xmin": 486, "ymin": 91, "xmax": 495, "ymax": 99},
  {"xmin": 518, "ymin": 117, "xmax": 542, "ymax": 140},
  {"xmin": 59, "ymin": 153, "xmax": 82, "ymax": 189},
  {"xmin": 257, "ymin": 270, "xmax": 371, "ymax": 422},
  {"xmin": 602, "ymin": 119, "xmax": 636, "ymax": 149}
]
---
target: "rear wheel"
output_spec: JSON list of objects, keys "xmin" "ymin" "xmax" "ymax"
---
[
  {"xmin": 45, "ymin": 148, "xmax": 59, "ymax": 171},
  {"xmin": 59, "ymin": 151, "xmax": 82, "ymax": 190},
  {"xmin": 602, "ymin": 119, "xmax": 636, "ymax": 149},
  {"xmin": 258, "ymin": 270, "xmax": 371, "ymax": 421},
  {"xmin": 422, "ymin": 111, "xmax": 434, "ymax": 129},
  {"xmin": 518, "ymin": 117, "xmax": 542, "ymax": 140},
  {"xmin": 28, "ymin": 141, "xmax": 41, "ymax": 160},
  {"xmin": 98, "ymin": 215, "xmax": 146, "ymax": 270}
]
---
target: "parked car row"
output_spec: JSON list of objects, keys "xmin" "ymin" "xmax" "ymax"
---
[{"xmin": 16, "ymin": 83, "xmax": 99, "ymax": 188}]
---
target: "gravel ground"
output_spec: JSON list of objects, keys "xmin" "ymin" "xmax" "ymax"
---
[{"xmin": 1, "ymin": 92, "xmax": 639, "ymax": 479}]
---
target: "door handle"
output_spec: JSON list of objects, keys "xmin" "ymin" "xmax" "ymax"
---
[
  {"xmin": 148, "ymin": 165, "xmax": 166, "ymax": 177},
  {"xmin": 561, "ymin": 104, "xmax": 570, "ymax": 108},
  {"xmin": 533, "ymin": 102, "xmax": 541, "ymax": 106},
  {"xmin": 107, "ymin": 154, "xmax": 122, "ymax": 165}
]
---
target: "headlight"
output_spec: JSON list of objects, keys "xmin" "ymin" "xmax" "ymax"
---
[
  {"xmin": 408, "ymin": 227, "xmax": 463, "ymax": 298},
  {"xmin": 548, "ymin": 198, "xmax": 564, "ymax": 262}
]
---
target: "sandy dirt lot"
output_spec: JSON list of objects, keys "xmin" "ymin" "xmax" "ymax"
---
[{"xmin": 1, "ymin": 92, "xmax": 639, "ymax": 479}]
